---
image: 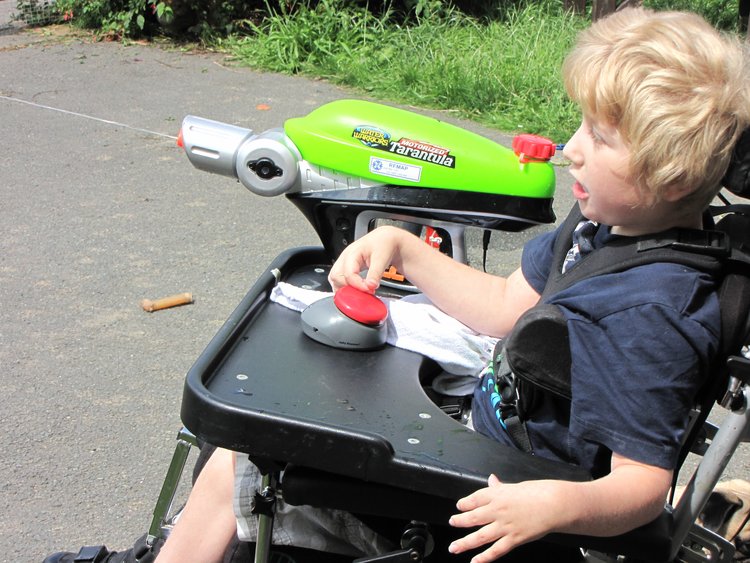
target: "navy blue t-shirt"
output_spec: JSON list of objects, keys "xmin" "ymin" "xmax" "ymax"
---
[{"xmin": 472, "ymin": 223, "xmax": 721, "ymax": 477}]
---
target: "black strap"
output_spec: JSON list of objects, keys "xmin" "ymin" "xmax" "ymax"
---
[
  {"xmin": 506, "ymin": 204, "xmax": 736, "ymax": 458},
  {"xmin": 542, "ymin": 205, "xmax": 727, "ymax": 299},
  {"xmin": 723, "ymin": 126, "xmax": 750, "ymax": 198},
  {"xmin": 504, "ymin": 414, "xmax": 534, "ymax": 453},
  {"xmin": 505, "ymin": 304, "xmax": 571, "ymax": 400},
  {"xmin": 496, "ymin": 305, "xmax": 571, "ymax": 455},
  {"xmin": 544, "ymin": 203, "xmax": 585, "ymax": 287},
  {"xmin": 673, "ymin": 211, "xmax": 750, "ymax": 474}
]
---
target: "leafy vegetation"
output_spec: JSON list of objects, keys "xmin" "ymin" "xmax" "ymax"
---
[
  {"xmin": 227, "ymin": 0, "xmax": 585, "ymax": 141},
  {"xmin": 51, "ymin": 0, "xmax": 744, "ymax": 139},
  {"xmin": 52, "ymin": 0, "xmax": 262, "ymax": 39}
]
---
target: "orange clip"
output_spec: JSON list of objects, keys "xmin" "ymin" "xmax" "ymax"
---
[{"xmin": 382, "ymin": 266, "xmax": 405, "ymax": 282}]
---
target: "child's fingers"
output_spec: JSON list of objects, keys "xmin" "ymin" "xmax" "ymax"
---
[
  {"xmin": 470, "ymin": 539, "xmax": 517, "ymax": 563},
  {"xmin": 362, "ymin": 270, "xmax": 382, "ymax": 293},
  {"xmin": 449, "ymin": 498, "xmax": 498, "ymax": 529},
  {"xmin": 454, "ymin": 478, "xmax": 499, "ymax": 512},
  {"xmin": 361, "ymin": 248, "xmax": 398, "ymax": 291},
  {"xmin": 343, "ymin": 271, "xmax": 373, "ymax": 292},
  {"xmin": 454, "ymin": 494, "xmax": 482, "ymax": 514},
  {"xmin": 448, "ymin": 524, "xmax": 498, "ymax": 554},
  {"xmin": 448, "ymin": 524, "xmax": 516, "ymax": 560},
  {"xmin": 328, "ymin": 251, "xmax": 372, "ymax": 292},
  {"xmin": 328, "ymin": 271, "xmax": 357, "ymax": 292},
  {"xmin": 448, "ymin": 511, "xmax": 473, "ymax": 529}
]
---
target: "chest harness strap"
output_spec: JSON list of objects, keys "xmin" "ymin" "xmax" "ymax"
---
[{"xmin": 494, "ymin": 204, "xmax": 728, "ymax": 454}]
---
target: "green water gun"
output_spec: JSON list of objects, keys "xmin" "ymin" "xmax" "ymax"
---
[{"xmin": 179, "ymin": 99, "xmax": 557, "ymax": 268}]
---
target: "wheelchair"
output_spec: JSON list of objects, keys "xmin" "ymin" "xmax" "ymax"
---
[{"xmin": 145, "ymin": 100, "xmax": 750, "ymax": 563}]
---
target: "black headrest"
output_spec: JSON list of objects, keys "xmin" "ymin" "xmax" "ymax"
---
[{"xmin": 723, "ymin": 128, "xmax": 750, "ymax": 198}]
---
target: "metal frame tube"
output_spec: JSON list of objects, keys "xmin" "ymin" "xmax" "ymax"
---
[
  {"xmin": 671, "ymin": 387, "xmax": 750, "ymax": 559},
  {"xmin": 147, "ymin": 427, "xmax": 197, "ymax": 546}
]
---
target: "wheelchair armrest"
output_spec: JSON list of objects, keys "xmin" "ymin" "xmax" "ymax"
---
[
  {"xmin": 282, "ymin": 465, "xmax": 458, "ymax": 525},
  {"xmin": 282, "ymin": 465, "xmax": 675, "ymax": 562}
]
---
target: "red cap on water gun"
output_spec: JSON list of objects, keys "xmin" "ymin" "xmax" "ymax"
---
[
  {"xmin": 512, "ymin": 134, "xmax": 556, "ymax": 164},
  {"xmin": 334, "ymin": 286, "xmax": 388, "ymax": 326}
]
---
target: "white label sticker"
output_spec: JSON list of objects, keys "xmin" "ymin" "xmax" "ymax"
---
[{"xmin": 369, "ymin": 156, "xmax": 422, "ymax": 182}]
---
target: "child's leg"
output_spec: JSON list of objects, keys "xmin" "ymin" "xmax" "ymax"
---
[{"xmin": 155, "ymin": 447, "xmax": 237, "ymax": 563}]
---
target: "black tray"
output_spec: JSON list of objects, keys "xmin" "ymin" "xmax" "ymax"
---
[{"xmin": 181, "ymin": 247, "xmax": 674, "ymax": 560}]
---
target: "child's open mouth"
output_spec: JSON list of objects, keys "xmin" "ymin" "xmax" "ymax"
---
[{"xmin": 572, "ymin": 181, "xmax": 589, "ymax": 200}]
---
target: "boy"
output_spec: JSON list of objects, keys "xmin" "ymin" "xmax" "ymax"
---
[
  {"xmin": 46, "ymin": 7, "xmax": 750, "ymax": 563},
  {"xmin": 328, "ymin": 8, "xmax": 749, "ymax": 562}
]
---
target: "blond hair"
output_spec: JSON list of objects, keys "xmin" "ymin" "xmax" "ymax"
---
[{"xmin": 563, "ymin": 8, "xmax": 750, "ymax": 208}]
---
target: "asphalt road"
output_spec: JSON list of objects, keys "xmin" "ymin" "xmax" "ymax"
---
[{"xmin": 2, "ymin": 25, "xmax": 748, "ymax": 563}]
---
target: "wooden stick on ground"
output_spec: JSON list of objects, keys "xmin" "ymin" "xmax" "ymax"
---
[{"xmin": 140, "ymin": 292, "xmax": 194, "ymax": 312}]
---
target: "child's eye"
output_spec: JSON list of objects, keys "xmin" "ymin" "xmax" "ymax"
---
[{"xmin": 588, "ymin": 126, "xmax": 605, "ymax": 146}]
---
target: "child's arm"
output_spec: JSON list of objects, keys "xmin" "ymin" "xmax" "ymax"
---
[
  {"xmin": 447, "ymin": 453, "xmax": 672, "ymax": 562},
  {"xmin": 328, "ymin": 225, "xmax": 540, "ymax": 337}
]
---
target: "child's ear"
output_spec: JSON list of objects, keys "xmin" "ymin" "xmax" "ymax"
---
[{"xmin": 661, "ymin": 182, "xmax": 695, "ymax": 202}]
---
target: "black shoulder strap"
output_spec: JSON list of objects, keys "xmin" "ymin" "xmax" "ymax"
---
[
  {"xmin": 710, "ymin": 211, "xmax": 750, "ymax": 356},
  {"xmin": 674, "ymin": 209, "xmax": 750, "ymax": 473},
  {"xmin": 541, "ymin": 205, "xmax": 729, "ymax": 299},
  {"xmin": 500, "ymin": 204, "xmax": 750, "ymax": 460},
  {"xmin": 542, "ymin": 205, "xmax": 750, "ymax": 475}
]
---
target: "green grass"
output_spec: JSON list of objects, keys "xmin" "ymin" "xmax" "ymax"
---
[
  {"xmin": 56, "ymin": 0, "xmax": 742, "ymax": 141},
  {"xmin": 224, "ymin": 0, "xmax": 587, "ymax": 142}
]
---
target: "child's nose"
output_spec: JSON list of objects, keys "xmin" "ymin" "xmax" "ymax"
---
[{"xmin": 562, "ymin": 126, "xmax": 584, "ymax": 165}]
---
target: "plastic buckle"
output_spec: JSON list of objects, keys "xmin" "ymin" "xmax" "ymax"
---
[
  {"xmin": 672, "ymin": 229, "xmax": 731, "ymax": 258},
  {"xmin": 496, "ymin": 371, "xmax": 519, "ymax": 407},
  {"xmin": 638, "ymin": 229, "xmax": 731, "ymax": 258}
]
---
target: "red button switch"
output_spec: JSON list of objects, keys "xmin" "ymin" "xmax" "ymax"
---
[{"xmin": 334, "ymin": 286, "xmax": 388, "ymax": 325}]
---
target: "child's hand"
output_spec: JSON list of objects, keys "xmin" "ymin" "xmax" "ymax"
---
[
  {"xmin": 448, "ymin": 456, "xmax": 673, "ymax": 562},
  {"xmin": 328, "ymin": 226, "xmax": 405, "ymax": 293},
  {"xmin": 448, "ymin": 475, "xmax": 563, "ymax": 563}
]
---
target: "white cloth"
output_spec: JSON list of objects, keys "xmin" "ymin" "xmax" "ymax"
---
[{"xmin": 270, "ymin": 282, "xmax": 498, "ymax": 376}]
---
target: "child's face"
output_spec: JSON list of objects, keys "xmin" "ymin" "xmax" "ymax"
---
[{"xmin": 563, "ymin": 116, "xmax": 658, "ymax": 235}]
